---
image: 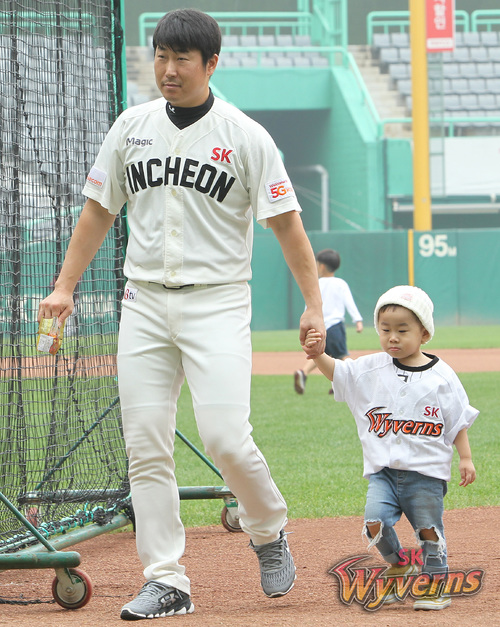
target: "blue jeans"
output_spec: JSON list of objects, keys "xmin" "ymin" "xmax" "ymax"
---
[{"xmin": 364, "ymin": 467, "xmax": 448, "ymax": 575}]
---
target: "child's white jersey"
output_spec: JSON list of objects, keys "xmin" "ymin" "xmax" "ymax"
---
[
  {"xmin": 333, "ymin": 352, "xmax": 479, "ymax": 481},
  {"xmin": 82, "ymin": 96, "xmax": 300, "ymax": 286},
  {"xmin": 320, "ymin": 276, "xmax": 362, "ymax": 329}
]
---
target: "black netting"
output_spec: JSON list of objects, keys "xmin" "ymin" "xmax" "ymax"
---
[{"xmin": 0, "ymin": 1, "xmax": 129, "ymax": 551}]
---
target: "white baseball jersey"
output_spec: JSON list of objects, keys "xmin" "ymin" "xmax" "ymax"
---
[
  {"xmin": 82, "ymin": 96, "xmax": 300, "ymax": 286},
  {"xmin": 332, "ymin": 352, "xmax": 479, "ymax": 482},
  {"xmin": 320, "ymin": 276, "xmax": 362, "ymax": 329}
]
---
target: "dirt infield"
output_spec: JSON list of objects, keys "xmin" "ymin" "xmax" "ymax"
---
[
  {"xmin": 0, "ymin": 349, "xmax": 498, "ymax": 626},
  {"xmin": 252, "ymin": 348, "xmax": 500, "ymax": 375}
]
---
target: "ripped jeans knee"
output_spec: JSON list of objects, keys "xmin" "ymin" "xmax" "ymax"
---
[
  {"xmin": 363, "ymin": 519, "xmax": 402, "ymax": 565},
  {"xmin": 416, "ymin": 527, "xmax": 448, "ymax": 575}
]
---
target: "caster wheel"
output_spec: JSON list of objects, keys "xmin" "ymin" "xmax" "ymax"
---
[
  {"xmin": 221, "ymin": 505, "xmax": 242, "ymax": 532},
  {"xmin": 52, "ymin": 568, "xmax": 93, "ymax": 609}
]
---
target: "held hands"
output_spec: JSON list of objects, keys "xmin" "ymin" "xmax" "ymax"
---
[
  {"xmin": 299, "ymin": 310, "xmax": 326, "ymax": 358},
  {"xmin": 459, "ymin": 458, "xmax": 476, "ymax": 487},
  {"xmin": 303, "ymin": 329, "xmax": 323, "ymax": 352}
]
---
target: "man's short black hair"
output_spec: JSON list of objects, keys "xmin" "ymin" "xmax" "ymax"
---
[
  {"xmin": 152, "ymin": 9, "xmax": 221, "ymax": 65},
  {"xmin": 316, "ymin": 249, "xmax": 340, "ymax": 273}
]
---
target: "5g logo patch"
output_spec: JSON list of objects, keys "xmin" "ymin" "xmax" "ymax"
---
[{"xmin": 266, "ymin": 177, "xmax": 295, "ymax": 203}]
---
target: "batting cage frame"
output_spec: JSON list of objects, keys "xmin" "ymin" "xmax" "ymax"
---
[{"xmin": 0, "ymin": 1, "xmax": 238, "ymax": 609}]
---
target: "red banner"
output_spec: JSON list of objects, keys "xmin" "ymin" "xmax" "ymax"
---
[{"xmin": 426, "ymin": 0, "xmax": 455, "ymax": 52}]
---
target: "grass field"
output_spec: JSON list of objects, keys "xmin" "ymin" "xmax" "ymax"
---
[
  {"xmin": 173, "ymin": 326, "xmax": 500, "ymax": 528},
  {"xmin": 251, "ymin": 325, "xmax": 500, "ymax": 352}
]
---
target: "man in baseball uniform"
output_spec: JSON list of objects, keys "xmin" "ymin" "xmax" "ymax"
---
[
  {"xmin": 304, "ymin": 285, "xmax": 478, "ymax": 611},
  {"xmin": 38, "ymin": 8, "xmax": 325, "ymax": 621}
]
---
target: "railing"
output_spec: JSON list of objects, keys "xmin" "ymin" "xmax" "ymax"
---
[
  {"xmin": 366, "ymin": 10, "xmax": 470, "ymax": 45},
  {"xmin": 138, "ymin": 11, "xmax": 313, "ymax": 47},
  {"xmin": 378, "ymin": 115, "xmax": 500, "ymax": 139},
  {"xmin": 471, "ymin": 9, "xmax": 500, "ymax": 31}
]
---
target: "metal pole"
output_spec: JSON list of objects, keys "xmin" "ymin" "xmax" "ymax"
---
[{"xmin": 409, "ymin": 0, "xmax": 432, "ymax": 230}]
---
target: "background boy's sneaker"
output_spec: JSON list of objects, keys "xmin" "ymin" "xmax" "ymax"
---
[
  {"xmin": 294, "ymin": 370, "xmax": 306, "ymax": 394},
  {"xmin": 120, "ymin": 581, "xmax": 194, "ymax": 620},
  {"xmin": 250, "ymin": 530, "xmax": 296, "ymax": 597},
  {"xmin": 382, "ymin": 563, "xmax": 419, "ymax": 605},
  {"xmin": 414, "ymin": 594, "xmax": 451, "ymax": 611}
]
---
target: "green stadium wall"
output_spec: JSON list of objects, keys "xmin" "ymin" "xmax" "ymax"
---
[{"xmin": 250, "ymin": 228, "xmax": 500, "ymax": 330}]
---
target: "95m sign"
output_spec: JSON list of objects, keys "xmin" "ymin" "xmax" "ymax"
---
[{"xmin": 419, "ymin": 234, "xmax": 457, "ymax": 258}]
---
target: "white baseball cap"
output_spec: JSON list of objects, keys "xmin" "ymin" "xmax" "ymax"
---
[{"xmin": 374, "ymin": 285, "xmax": 434, "ymax": 341}]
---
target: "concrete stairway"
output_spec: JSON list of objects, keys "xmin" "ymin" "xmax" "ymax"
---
[{"xmin": 348, "ymin": 44, "xmax": 413, "ymax": 139}]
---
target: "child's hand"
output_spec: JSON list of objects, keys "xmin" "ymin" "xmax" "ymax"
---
[
  {"xmin": 459, "ymin": 458, "xmax": 476, "ymax": 487},
  {"xmin": 304, "ymin": 329, "xmax": 322, "ymax": 349}
]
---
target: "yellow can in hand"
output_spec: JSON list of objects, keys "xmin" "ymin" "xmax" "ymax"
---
[{"xmin": 36, "ymin": 317, "xmax": 65, "ymax": 355}]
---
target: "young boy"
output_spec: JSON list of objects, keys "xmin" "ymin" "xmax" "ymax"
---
[
  {"xmin": 294, "ymin": 249, "xmax": 363, "ymax": 394},
  {"xmin": 305, "ymin": 285, "xmax": 478, "ymax": 611}
]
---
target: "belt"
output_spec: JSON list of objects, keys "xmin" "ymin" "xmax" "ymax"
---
[{"xmin": 161, "ymin": 284, "xmax": 206, "ymax": 290}]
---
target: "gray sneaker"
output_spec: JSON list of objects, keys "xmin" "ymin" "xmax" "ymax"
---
[
  {"xmin": 250, "ymin": 530, "xmax": 296, "ymax": 597},
  {"xmin": 120, "ymin": 581, "xmax": 194, "ymax": 620}
]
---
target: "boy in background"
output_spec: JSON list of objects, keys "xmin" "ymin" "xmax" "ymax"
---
[
  {"xmin": 304, "ymin": 285, "xmax": 478, "ymax": 610},
  {"xmin": 294, "ymin": 249, "xmax": 363, "ymax": 394}
]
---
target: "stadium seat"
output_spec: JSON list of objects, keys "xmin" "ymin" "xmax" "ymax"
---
[
  {"xmin": 443, "ymin": 63, "xmax": 460, "ymax": 78},
  {"xmin": 372, "ymin": 32, "xmax": 390, "ymax": 49},
  {"xmin": 460, "ymin": 94, "xmax": 480, "ymax": 111},
  {"xmin": 239, "ymin": 56, "xmax": 258, "ymax": 67},
  {"xmin": 451, "ymin": 78, "xmax": 469, "ymax": 94},
  {"xmin": 452, "ymin": 47, "xmax": 469, "ymax": 63},
  {"xmin": 488, "ymin": 47, "xmax": 500, "ymax": 62},
  {"xmin": 275, "ymin": 56, "xmax": 293, "ymax": 67},
  {"xmin": 478, "ymin": 93, "xmax": 497, "ymax": 110},
  {"xmin": 379, "ymin": 47, "xmax": 399, "ymax": 68},
  {"xmin": 294, "ymin": 34, "xmax": 312, "ymax": 47},
  {"xmin": 390, "ymin": 32, "xmax": 409, "ymax": 47},
  {"xmin": 480, "ymin": 31, "xmax": 499, "ymax": 46},
  {"xmin": 311, "ymin": 56, "xmax": 329, "ymax": 67},
  {"xmin": 303, "ymin": 50, "xmax": 322, "ymax": 59},
  {"xmin": 468, "ymin": 78, "xmax": 487, "ymax": 94},
  {"xmin": 232, "ymin": 50, "xmax": 258, "ymax": 60},
  {"xmin": 486, "ymin": 77, "xmax": 500, "ymax": 93},
  {"xmin": 463, "ymin": 31, "xmax": 480, "ymax": 47},
  {"xmin": 397, "ymin": 79, "xmax": 412, "ymax": 96},
  {"xmin": 469, "ymin": 47, "xmax": 489, "ymax": 63},
  {"xmin": 292, "ymin": 56, "xmax": 311, "ymax": 67},
  {"xmin": 477, "ymin": 62, "xmax": 496, "ymax": 78},
  {"xmin": 276, "ymin": 34, "xmax": 293, "ymax": 47},
  {"xmin": 399, "ymin": 48, "xmax": 411, "ymax": 63},
  {"xmin": 219, "ymin": 56, "xmax": 240, "ymax": 68},
  {"xmin": 459, "ymin": 63, "xmax": 478, "ymax": 79},
  {"xmin": 444, "ymin": 94, "xmax": 462, "ymax": 111},
  {"xmin": 389, "ymin": 63, "xmax": 410, "ymax": 81},
  {"xmin": 222, "ymin": 35, "xmax": 239, "ymax": 47},
  {"xmin": 240, "ymin": 35, "xmax": 257, "ymax": 47},
  {"xmin": 260, "ymin": 56, "xmax": 276, "ymax": 67},
  {"xmin": 257, "ymin": 34, "xmax": 276, "ymax": 48}
]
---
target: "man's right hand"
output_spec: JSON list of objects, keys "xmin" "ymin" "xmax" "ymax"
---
[{"xmin": 38, "ymin": 288, "xmax": 75, "ymax": 324}]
